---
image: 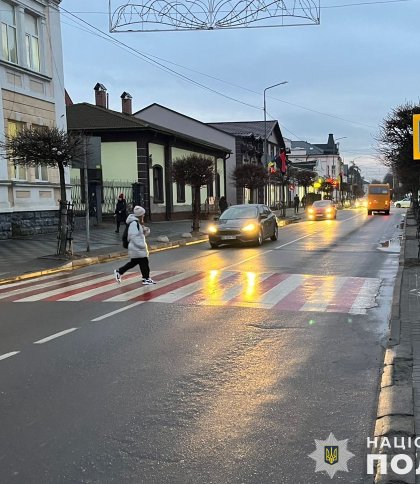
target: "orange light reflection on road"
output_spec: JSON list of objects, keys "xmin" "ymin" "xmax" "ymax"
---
[
  {"xmin": 206, "ymin": 269, "xmax": 221, "ymax": 302},
  {"xmin": 302, "ymin": 219, "xmax": 335, "ymax": 251},
  {"xmin": 244, "ymin": 272, "xmax": 257, "ymax": 301}
]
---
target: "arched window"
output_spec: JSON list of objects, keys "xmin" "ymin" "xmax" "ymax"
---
[{"xmin": 153, "ymin": 166, "xmax": 164, "ymax": 203}]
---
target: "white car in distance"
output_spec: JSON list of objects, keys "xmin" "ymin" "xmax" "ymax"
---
[{"xmin": 394, "ymin": 198, "xmax": 411, "ymax": 208}]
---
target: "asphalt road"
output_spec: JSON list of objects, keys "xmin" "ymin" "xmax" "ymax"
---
[{"xmin": 0, "ymin": 208, "xmax": 405, "ymax": 484}]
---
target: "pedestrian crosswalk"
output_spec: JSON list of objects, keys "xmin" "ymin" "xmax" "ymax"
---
[{"xmin": 0, "ymin": 270, "xmax": 381, "ymax": 314}]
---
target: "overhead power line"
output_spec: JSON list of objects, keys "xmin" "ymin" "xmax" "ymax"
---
[{"xmin": 60, "ymin": 7, "xmax": 380, "ymax": 131}]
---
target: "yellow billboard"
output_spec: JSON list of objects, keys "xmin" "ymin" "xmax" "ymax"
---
[{"xmin": 414, "ymin": 114, "xmax": 420, "ymax": 160}]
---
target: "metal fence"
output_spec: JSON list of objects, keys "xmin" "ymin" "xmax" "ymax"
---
[{"xmin": 71, "ymin": 178, "xmax": 137, "ymax": 216}]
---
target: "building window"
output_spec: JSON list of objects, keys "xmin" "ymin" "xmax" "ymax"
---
[
  {"xmin": 207, "ymin": 181, "xmax": 214, "ymax": 198},
  {"xmin": 24, "ymin": 12, "xmax": 40, "ymax": 72},
  {"xmin": 332, "ymin": 165, "xmax": 336, "ymax": 177},
  {"xmin": 34, "ymin": 165, "xmax": 48, "ymax": 181},
  {"xmin": 8, "ymin": 120, "xmax": 27, "ymax": 180},
  {"xmin": 153, "ymin": 165, "xmax": 164, "ymax": 203},
  {"xmin": 176, "ymin": 182, "xmax": 185, "ymax": 203},
  {"xmin": 0, "ymin": 1, "xmax": 18, "ymax": 64}
]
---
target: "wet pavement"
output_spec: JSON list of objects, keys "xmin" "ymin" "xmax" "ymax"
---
[
  {"xmin": 0, "ymin": 208, "xmax": 304, "ymax": 281},
  {"xmin": 0, "ymin": 208, "xmax": 403, "ymax": 483}
]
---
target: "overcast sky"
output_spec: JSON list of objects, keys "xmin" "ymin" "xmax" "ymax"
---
[{"xmin": 60, "ymin": 0, "xmax": 420, "ymax": 181}]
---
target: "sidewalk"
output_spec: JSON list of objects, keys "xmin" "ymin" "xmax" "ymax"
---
[
  {"xmin": 373, "ymin": 211, "xmax": 420, "ymax": 482},
  {"xmin": 0, "ymin": 207, "xmax": 304, "ymax": 283}
]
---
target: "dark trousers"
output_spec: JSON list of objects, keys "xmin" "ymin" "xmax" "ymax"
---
[
  {"xmin": 294, "ymin": 204, "xmax": 299, "ymax": 213},
  {"xmin": 118, "ymin": 258, "xmax": 150, "ymax": 279}
]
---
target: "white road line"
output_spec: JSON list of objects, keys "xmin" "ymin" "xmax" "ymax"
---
[
  {"xmin": 33, "ymin": 328, "xmax": 78, "ymax": 344},
  {"xmin": 58, "ymin": 270, "xmax": 167, "ymax": 301},
  {"xmin": 0, "ymin": 272, "xmax": 96, "ymax": 300},
  {"xmin": 275, "ymin": 233, "xmax": 313, "ymax": 249},
  {"xmin": 91, "ymin": 302, "xmax": 145, "ymax": 322},
  {"xmin": 223, "ymin": 250, "xmax": 273, "ymax": 270},
  {"xmin": 16, "ymin": 274, "xmax": 113, "ymax": 302},
  {"xmin": 198, "ymin": 272, "xmax": 274, "ymax": 306},
  {"xmin": 104, "ymin": 271, "xmax": 192, "ymax": 302},
  {"xmin": 259, "ymin": 274, "xmax": 305, "ymax": 306},
  {"xmin": 349, "ymin": 278, "xmax": 381, "ymax": 315},
  {"xmin": 0, "ymin": 351, "xmax": 20, "ymax": 361},
  {"xmin": 151, "ymin": 271, "xmax": 236, "ymax": 303},
  {"xmin": 274, "ymin": 212, "xmax": 365, "ymax": 250},
  {"xmin": 299, "ymin": 276, "xmax": 348, "ymax": 312}
]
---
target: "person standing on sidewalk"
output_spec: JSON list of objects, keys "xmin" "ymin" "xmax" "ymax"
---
[
  {"xmin": 219, "ymin": 196, "xmax": 228, "ymax": 214},
  {"xmin": 114, "ymin": 206, "xmax": 156, "ymax": 285},
  {"xmin": 114, "ymin": 193, "xmax": 127, "ymax": 233},
  {"xmin": 293, "ymin": 194, "xmax": 300, "ymax": 214}
]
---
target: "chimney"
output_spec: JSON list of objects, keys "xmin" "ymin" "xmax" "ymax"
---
[
  {"xmin": 121, "ymin": 91, "xmax": 132, "ymax": 115},
  {"xmin": 327, "ymin": 133, "xmax": 335, "ymax": 154},
  {"xmin": 94, "ymin": 83, "xmax": 107, "ymax": 108}
]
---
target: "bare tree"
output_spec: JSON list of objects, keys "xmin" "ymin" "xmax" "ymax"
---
[
  {"xmin": 232, "ymin": 163, "xmax": 268, "ymax": 203},
  {"xmin": 294, "ymin": 169, "xmax": 317, "ymax": 195},
  {"xmin": 172, "ymin": 154, "xmax": 215, "ymax": 232},
  {"xmin": 376, "ymin": 101, "xmax": 420, "ymax": 195},
  {"xmin": 0, "ymin": 127, "xmax": 84, "ymax": 254}
]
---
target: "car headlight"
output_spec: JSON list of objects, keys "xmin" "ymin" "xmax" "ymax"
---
[
  {"xmin": 208, "ymin": 225, "xmax": 218, "ymax": 234},
  {"xmin": 241, "ymin": 223, "xmax": 257, "ymax": 232},
  {"xmin": 308, "ymin": 208, "xmax": 314, "ymax": 214},
  {"xmin": 326, "ymin": 208, "xmax": 332, "ymax": 213}
]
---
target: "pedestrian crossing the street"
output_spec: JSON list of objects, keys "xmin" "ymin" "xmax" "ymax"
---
[{"xmin": 0, "ymin": 270, "xmax": 381, "ymax": 314}]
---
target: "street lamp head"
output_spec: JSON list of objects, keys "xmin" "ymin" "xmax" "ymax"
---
[
  {"xmin": 264, "ymin": 81, "xmax": 288, "ymax": 94},
  {"xmin": 263, "ymin": 81, "xmax": 288, "ymax": 164}
]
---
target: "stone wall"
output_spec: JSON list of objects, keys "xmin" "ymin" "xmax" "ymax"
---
[
  {"xmin": 0, "ymin": 213, "xmax": 12, "ymax": 240},
  {"xmin": 0, "ymin": 210, "xmax": 59, "ymax": 239}
]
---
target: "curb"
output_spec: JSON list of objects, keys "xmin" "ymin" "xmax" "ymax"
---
[
  {"xmin": 374, "ymin": 216, "xmax": 415, "ymax": 483},
  {"xmin": 0, "ymin": 234, "xmax": 208, "ymax": 286},
  {"xmin": 0, "ymin": 216, "xmax": 303, "ymax": 286}
]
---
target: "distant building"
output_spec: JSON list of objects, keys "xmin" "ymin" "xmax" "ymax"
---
[
  {"xmin": 67, "ymin": 86, "xmax": 231, "ymax": 221},
  {"xmin": 208, "ymin": 120, "xmax": 286, "ymax": 205}
]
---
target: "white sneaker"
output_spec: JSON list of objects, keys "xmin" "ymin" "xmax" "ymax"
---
[
  {"xmin": 114, "ymin": 269, "xmax": 121, "ymax": 284},
  {"xmin": 142, "ymin": 278, "xmax": 156, "ymax": 285}
]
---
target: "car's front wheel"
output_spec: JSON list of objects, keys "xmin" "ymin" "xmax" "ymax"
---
[
  {"xmin": 270, "ymin": 225, "xmax": 278, "ymax": 241},
  {"xmin": 209, "ymin": 242, "xmax": 219, "ymax": 249},
  {"xmin": 255, "ymin": 229, "xmax": 263, "ymax": 246},
  {"xmin": 396, "ymin": 203, "xmax": 401, "ymax": 208}
]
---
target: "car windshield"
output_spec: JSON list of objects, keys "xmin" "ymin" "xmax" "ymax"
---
[
  {"xmin": 312, "ymin": 201, "xmax": 332, "ymax": 207},
  {"xmin": 220, "ymin": 206, "xmax": 258, "ymax": 219}
]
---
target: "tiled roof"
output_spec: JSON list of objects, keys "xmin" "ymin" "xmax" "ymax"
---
[
  {"xmin": 66, "ymin": 103, "xmax": 150, "ymax": 131},
  {"xmin": 208, "ymin": 120, "xmax": 278, "ymax": 138},
  {"xmin": 67, "ymin": 103, "xmax": 231, "ymax": 153}
]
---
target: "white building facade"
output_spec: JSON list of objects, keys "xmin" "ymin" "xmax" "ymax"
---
[{"xmin": 0, "ymin": 0, "xmax": 66, "ymax": 238}]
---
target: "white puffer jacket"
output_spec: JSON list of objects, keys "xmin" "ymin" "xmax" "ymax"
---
[{"xmin": 126, "ymin": 214, "xmax": 150, "ymax": 259}]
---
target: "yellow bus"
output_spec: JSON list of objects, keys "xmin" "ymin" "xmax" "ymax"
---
[{"xmin": 367, "ymin": 183, "xmax": 391, "ymax": 215}]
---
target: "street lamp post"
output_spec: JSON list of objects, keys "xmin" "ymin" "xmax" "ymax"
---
[
  {"xmin": 263, "ymin": 81, "xmax": 287, "ymax": 208},
  {"xmin": 263, "ymin": 81, "xmax": 288, "ymax": 166}
]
